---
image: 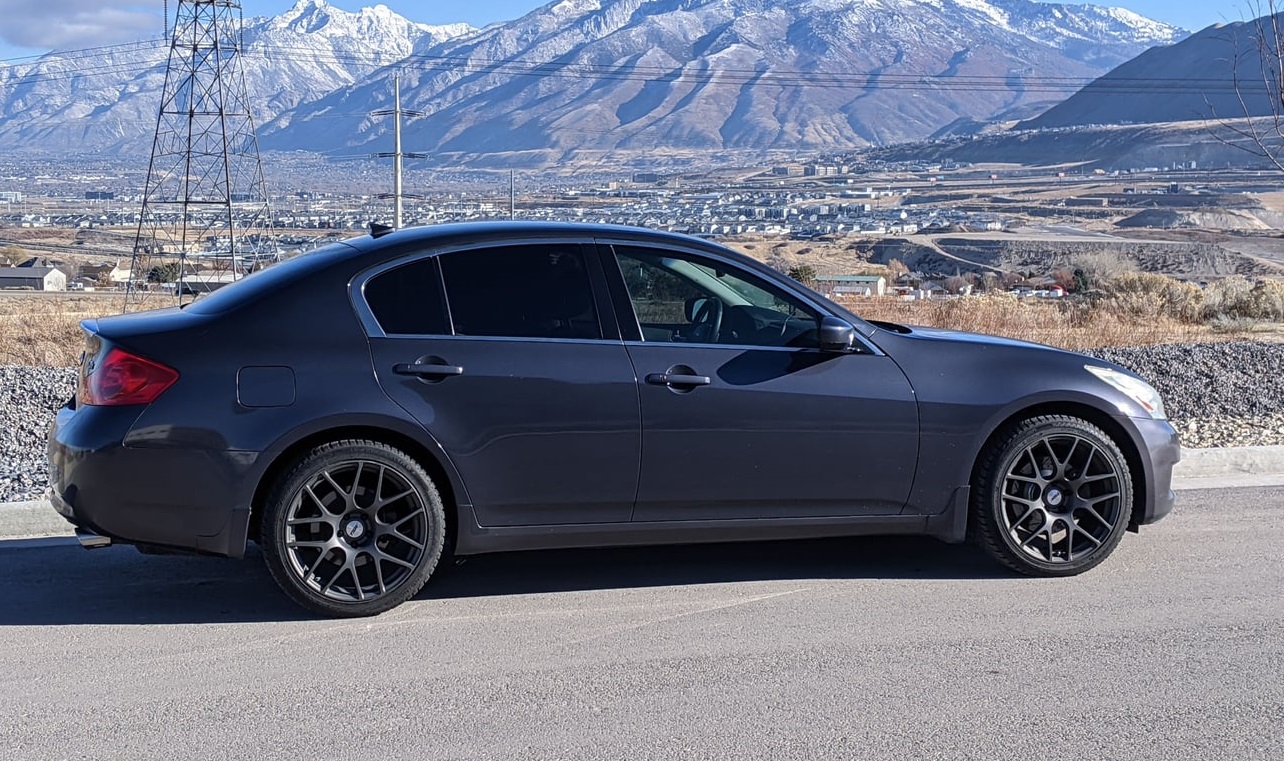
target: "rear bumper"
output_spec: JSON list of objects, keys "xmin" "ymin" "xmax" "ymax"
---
[{"xmin": 47, "ymin": 404, "xmax": 253, "ymax": 558}]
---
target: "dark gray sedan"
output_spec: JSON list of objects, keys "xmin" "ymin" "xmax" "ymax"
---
[{"xmin": 48, "ymin": 222, "xmax": 1179, "ymax": 616}]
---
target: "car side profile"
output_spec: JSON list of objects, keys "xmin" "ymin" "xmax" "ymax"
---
[{"xmin": 48, "ymin": 222, "xmax": 1179, "ymax": 616}]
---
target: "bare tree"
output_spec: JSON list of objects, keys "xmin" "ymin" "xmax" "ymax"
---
[{"xmin": 1212, "ymin": 2, "xmax": 1284, "ymax": 171}]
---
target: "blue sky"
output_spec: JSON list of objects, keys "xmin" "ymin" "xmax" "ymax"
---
[{"xmin": 0, "ymin": 0, "xmax": 1247, "ymax": 62}]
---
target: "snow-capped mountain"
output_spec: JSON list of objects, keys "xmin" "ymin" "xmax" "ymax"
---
[
  {"xmin": 0, "ymin": 0, "xmax": 1182, "ymax": 161},
  {"xmin": 0, "ymin": 0, "xmax": 475, "ymax": 154},
  {"xmin": 258, "ymin": 0, "xmax": 1186, "ymax": 162}
]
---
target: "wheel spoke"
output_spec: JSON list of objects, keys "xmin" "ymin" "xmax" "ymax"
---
[
  {"xmin": 303, "ymin": 483, "xmax": 339, "ymax": 516},
  {"xmin": 1019, "ymin": 447, "xmax": 1044, "ymax": 478},
  {"xmin": 1008, "ymin": 504, "xmax": 1041, "ymax": 527},
  {"xmin": 374, "ymin": 488, "xmax": 416, "ymax": 511},
  {"xmin": 321, "ymin": 553, "xmax": 354, "ymax": 595},
  {"xmin": 372, "ymin": 554, "xmax": 388, "ymax": 596},
  {"xmin": 382, "ymin": 554, "xmax": 416, "ymax": 571},
  {"xmin": 287, "ymin": 539, "xmax": 331, "ymax": 550},
  {"xmin": 1057, "ymin": 437, "xmax": 1080, "ymax": 471},
  {"xmin": 389, "ymin": 506, "xmax": 426, "ymax": 530},
  {"xmin": 305, "ymin": 546, "xmax": 336, "ymax": 580},
  {"xmin": 1078, "ymin": 504, "xmax": 1114, "ymax": 528},
  {"xmin": 1082, "ymin": 492, "xmax": 1121, "ymax": 508},
  {"xmin": 1019, "ymin": 524, "xmax": 1048, "ymax": 549},
  {"xmin": 321, "ymin": 470, "xmax": 350, "ymax": 503},
  {"xmin": 387, "ymin": 531, "xmax": 425, "ymax": 551},
  {"xmin": 1071, "ymin": 523, "xmax": 1103, "ymax": 548}
]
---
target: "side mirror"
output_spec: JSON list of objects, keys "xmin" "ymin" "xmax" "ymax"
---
[{"xmin": 818, "ymin": 315, "xmax": 857, "ymax": 352}]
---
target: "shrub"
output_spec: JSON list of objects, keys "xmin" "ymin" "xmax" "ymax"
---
[
  {"xmin": 1202, "ymin": 276, "xmax": 1256, "ymax": 320},
  {"xmin": 1100, "ymin": 272, "xmax": 1203, "ymax": 323},
  {"xmin": 1070, "ymin": 251, "xmax": 1136, "ymax": 290},
  {"xmin": 1248, "ymin": 279, "xmax": 1284, "ymax": 321},
  {"xmin": 787, "ymin": 264, "xmax": 817, "ymax": 285}
]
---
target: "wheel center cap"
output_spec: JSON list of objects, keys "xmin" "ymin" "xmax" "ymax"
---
[
  {"xmin": 1045, "ymin": 488, "xmax": 1064, "ymax": 507},
  {"xmin": 344, "ymin": 518, "xmax": 366, "ymax": 540}
]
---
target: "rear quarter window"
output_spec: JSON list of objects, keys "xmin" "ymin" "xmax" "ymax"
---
[{"xmin": 363, "ymin": 258, "xmax": 449, "ymax": 335}]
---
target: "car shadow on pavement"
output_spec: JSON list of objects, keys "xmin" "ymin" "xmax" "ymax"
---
[
  {"xmin": 0, "ymin": 535, "xmax": 1004, "ymax": 626},
  {"xmin": 423, "ymin": 535, "xmax": 1001, "ymax": 601}
]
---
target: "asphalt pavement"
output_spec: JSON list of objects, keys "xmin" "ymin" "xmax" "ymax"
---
[{"xmin": 0, "ymin": 486, "xmax": 1280, "ymax": 760}]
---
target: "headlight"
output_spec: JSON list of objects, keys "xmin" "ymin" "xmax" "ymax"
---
[{"xmin": 1085, "ymin": 365, "xmax": 1167, "ymax": 420}]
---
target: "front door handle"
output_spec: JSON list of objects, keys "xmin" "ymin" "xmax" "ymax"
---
[
  {"xmin": 393, "ymin": 362, "xmax": 464, "ymax": 378},
  {"xmin": 645, "ymin": 372, "xmax": 710, "ymax": 387}
]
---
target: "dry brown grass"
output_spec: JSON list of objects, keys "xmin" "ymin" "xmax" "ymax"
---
[
  {"xmin": 0, "ymin": 294, "xmax": 122, "ymax": 366},
  {"xmin": 0, "ymin": 289, "xmax": 1267, "ymax": 368},
  {"xmin": 842, "ymin": 292, "xmax": 1220, "ymax": 350}
]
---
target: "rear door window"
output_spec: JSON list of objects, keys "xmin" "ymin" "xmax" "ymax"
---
[{"xmin": 439, "ymin": 244, "xmax": 602, "ymax": 340}]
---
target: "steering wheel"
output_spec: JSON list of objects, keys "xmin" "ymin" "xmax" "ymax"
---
[{"xmin": 690, "ymin": 297, "xmax": 723, "ymax": 343}]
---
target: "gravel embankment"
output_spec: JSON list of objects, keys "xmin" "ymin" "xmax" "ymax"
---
[
  {"xmin": 1086, "ymin": 342, "xmax": 1284, "ymax": 449},
  {"xmin": 2, "ymin": 341, "xmax": 1282, "ymax": 502},
  {"xmin": 2, "ymin": 365, "xmax": 77, "ymax": 502}
]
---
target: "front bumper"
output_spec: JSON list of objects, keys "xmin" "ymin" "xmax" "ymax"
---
[
  {"xmin": 1128, "ymin": 415, "xmax": 1180, "ymax": 527},
  {"xmin": 48, "ymin": 403, "xmax": 254, "ymax": 558}
]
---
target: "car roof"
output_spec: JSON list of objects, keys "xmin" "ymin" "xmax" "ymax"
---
[{"xmin": 340, "ymin": 221, "xmax": 734, "ymax": 257}]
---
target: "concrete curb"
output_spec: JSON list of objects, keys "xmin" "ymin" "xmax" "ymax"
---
[
  {"xmin": 0, "ymin": 500, "xmax": 73, "ymax": 540},
  {"xmin": 4, "ymin": 445, "xmax": 1284, "ymax": 541}
]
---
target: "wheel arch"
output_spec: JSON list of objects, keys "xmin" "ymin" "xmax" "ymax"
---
[
  {"xmin": 971, "ymin": 401, "xmax": 1149, "ymax": 531},
  {"xmin": 246, "ymin": 424, "xmax": 465, "ymax": 552}
]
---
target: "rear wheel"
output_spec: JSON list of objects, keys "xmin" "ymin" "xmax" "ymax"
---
[
  {"xmin": 971, "ymin": 415, "xmax": 1132, "ymax": 577},
  {"xmin": 261, "ymin": 440, "xmax": 445, "ymax": 617}
]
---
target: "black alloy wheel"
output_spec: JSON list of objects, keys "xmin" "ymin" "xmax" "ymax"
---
[
  {"xmin": 972, "ymin": 415, "xmax": 1133, "ymax": 577},
  {"xmin": 261, "ymin": 440, "xmax": 446, "ymax": 617}
]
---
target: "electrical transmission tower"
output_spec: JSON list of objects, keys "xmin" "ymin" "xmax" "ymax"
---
[{"xmin": 128, "ymin": 0, "xmax": 275, "ymax": 308}]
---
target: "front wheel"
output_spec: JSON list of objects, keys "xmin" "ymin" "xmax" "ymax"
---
[
  {"xmin": 971, "ymin": 415, "xmax": 1133, "ymax": 577},
  {"xmin": 261, "ymin": 440, "xmax": 446, "ymax": 617}
]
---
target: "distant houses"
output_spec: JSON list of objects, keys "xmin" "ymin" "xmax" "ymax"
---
[
  {"xmin": 813, "ymin": 274, "xmax": 887, "ymax": 297},
  {"xmin": 0, "ymin": 266, "xmax": 67, "ymax": 291}
]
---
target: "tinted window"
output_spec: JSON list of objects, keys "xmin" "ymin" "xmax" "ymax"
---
[
  {"xmin": 364, "ymin": 258, "xmax": 448, "ymax": 335},
  {"xmin": 615, "ymin": 247, "xmax": 820, "ymax": 348},
  {"xmin": 440, "ymin": 244, "xmax": 601, "ymax": 340}
]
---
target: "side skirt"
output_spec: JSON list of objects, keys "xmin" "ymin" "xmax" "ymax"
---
[{"xmin": 454, "ymin": 510, "xmax": 938, "ymax": 556}]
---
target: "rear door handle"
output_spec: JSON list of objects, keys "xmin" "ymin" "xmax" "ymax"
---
[
  {"xmin": 645, "ymin": 372, "xmax": 710, "ymax": 387},
  {"xmin": 393, "ymin": 362, "xmax": 464, "ymax": 378}
]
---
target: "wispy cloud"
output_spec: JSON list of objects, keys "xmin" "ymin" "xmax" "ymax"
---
[{"xmin": 0, "ymin": 0, "xmax": 162, "ymax": 51}]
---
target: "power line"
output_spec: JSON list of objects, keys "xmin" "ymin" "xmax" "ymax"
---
[{"xmin": 2, "ymin": 37, "xmax": 1278, "ymax": 98}]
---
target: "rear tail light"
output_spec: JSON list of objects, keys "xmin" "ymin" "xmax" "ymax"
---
[{"xmin": 78, "ymin": 347, "xmax": 179, "ymax": 406}]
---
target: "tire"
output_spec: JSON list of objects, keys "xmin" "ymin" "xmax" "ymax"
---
[
  {"xmin": 261, "ymin": 440, "xmax": 446, "ymax": 617},
  {"xmin": 971, "ymin": 415, "xmax": 1133, "ymax": 577}
]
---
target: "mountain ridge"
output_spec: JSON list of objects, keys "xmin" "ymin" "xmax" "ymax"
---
[
  {"xmin": 258, "ymin": 0, "xmax": 1186, "ymax": 164},
  {"xmin": 0, "ymin": 0, "xmax": 1183, "ymax": 163}
]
